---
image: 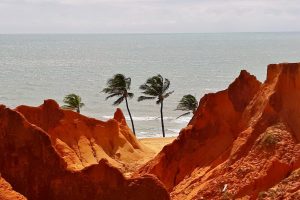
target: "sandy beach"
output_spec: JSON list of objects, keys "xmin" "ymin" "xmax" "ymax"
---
[
  {"xmin": 139, "ymin": 137, "xmax": 176, "ymax": 154},
  {"xmin": 122, "ymin": 137, "xmax": 176, "ymax": 176}
]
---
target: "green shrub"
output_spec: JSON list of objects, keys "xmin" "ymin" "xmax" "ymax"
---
[{"xmin": 259, "ymin": 132, "xmax": 279, "ymax": 149}]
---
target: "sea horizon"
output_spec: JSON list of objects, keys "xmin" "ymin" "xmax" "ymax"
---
[{"xmin": 1, "ymin": 31, "xmax": 300, "ymax": 35}]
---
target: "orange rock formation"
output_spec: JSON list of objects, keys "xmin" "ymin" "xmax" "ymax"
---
[
  {"xmin": 15, "ymin": 100, "xmax": 148, "ymax": 172},
  {"xmin": 0, "ymin": 103, "xmax": 169, "ymax": 200},
  {"xmin": 0, "ymin": 177, "xmax": 26, "ymax": 200},
  {"xmin": 137, "ymin": 63, "xmax": 300, "ymax": 199}
]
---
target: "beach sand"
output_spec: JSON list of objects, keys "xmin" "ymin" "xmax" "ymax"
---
[
  {"xmin": 122, "ymin": 137, "xmax": 176, "ymax": 177},
  {"xmin": 139, "ymin": 137, "xmax": 176, "ymax": 154}
]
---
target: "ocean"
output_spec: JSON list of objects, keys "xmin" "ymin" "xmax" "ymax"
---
[{"xmin": 1, "ymin": 33, "xmax": 300, "ymax": 138}]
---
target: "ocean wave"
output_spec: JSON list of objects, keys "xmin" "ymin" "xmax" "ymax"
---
[
  {"xmin": 101, "ymin": 115, "xmax": 114, "ymax": 119},
  {"xmin": 137, "ymin": 132, "xmax": 162, "ymax": 138},
  {"xmin": 167, "ymin": 128, "xmax": 180, "ymax": 133},
  {"xmin": 137, "ymin": 131, "xmax": 179, "ymax": 138},
  {"xmin": 102, "ymin": 115, "xmax": 159, "ymax": 121},
  {"xmin": 171, "ymin": 116, "xmax": 191, "ymax": 124},
  {"xmin": 101, "ymin": 115, "xmax": 191, "ymax": 124},
  {"xmin": 131, "ymin": 116, "xmax": 158, "ymax": 121}
]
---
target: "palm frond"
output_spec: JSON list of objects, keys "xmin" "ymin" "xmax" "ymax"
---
[
  {"xmin": 113, "ymin": 96, "xmax": 124, "ymax": 105},
  {"xmin": 62, "ymin": 94, "xmax": 84, "ymax": 112},
  {"xmin": 156, "ymin": 98, "xmax": 162, "ymax": 105},
  {"xmin": 176, "ymin": 112, "xmax": 191, "ymax": 119},
  {"xmin": 125, "ymin": 77, "xmax": 131, "ymax": 90},
  {"xmin": 137, "ymin": 96, "xmax": 156, "ymax": 102},
  {"xmin": 138, "ymin": 74, "xmax": 173, "ymax": 105},
  {"xmin": 127, "ymin": 92, "xmax": 134, "ymax": 99},
  {"xmin": 102, "ymin": 87, "xmax": 123, "ymax": 94},
  {"xmin": 145, "ymin": 75, "xmax": 163, "ymax": 93},
  {"xmin": 105, "ymin": 74, "xmax": 127, "ymax": 92},
  {"xmin": 139, "ymin": 75, "xmax": 165, "ymax": 95},
  {"xmin": 61, "ymin": 105, "xmax": 74, "ymax": 110},
  {"xmin": 163, "ymin": 90, "xmax": 174, "ymax": 99},
  {"xmin": 176, "ymin": 94, "xmax": 198, "ymax": 112},
  {"xmin": 103, "ymin": 74, "xmax": 134, "ymax": 105},
  {"xmin": 162, "ymin": 78, "xmax": 170, "ymax": 93},
  {"xmin": 102, "ymin": 87, "xmax": 112, "ymax": 93},
  {"xmin": 139, "ymin": 84, "xmax": 159, "ymax": 96},
  {"xmin": 105, "ymin": 93, "xmax": 122, "ymax": 100},
  {"xmin": 79, "ymin": 103, "xmax": 85, "ymax": 108},
  {"xmin": 107, "ymin": 74, "xmax": 126, "ymax": 87}
]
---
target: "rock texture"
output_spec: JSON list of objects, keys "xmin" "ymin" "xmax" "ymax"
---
[
  {"xmin": 0, "ymin": 177, "xmax": 26, "ymax": 200},
  {"xmin": 0, "ymin": 103, "xmax": 169, "ymax": 200},
  {"xmin": 259, "ymin": 168, "xmax": 300, "ymax": 199},
  {"xmin": 15, "ymin": 100, "xmax": 146, "ymax": 172},
  {"xmin": 137, "ymin": 63, "xmax": 300, "ymax": 199}
]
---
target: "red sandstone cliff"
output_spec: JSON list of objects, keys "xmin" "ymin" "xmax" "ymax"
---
[
  {"xmin": 137, "ymin": 63, "xmax": 300, "ymax": 199},
  {"xmin": 0, "ymin": 103, "xmax": 169, "ymax": 200},
  {"xmin": 15, "ymin": 100, "xmax": 147, "ymax": 172}
]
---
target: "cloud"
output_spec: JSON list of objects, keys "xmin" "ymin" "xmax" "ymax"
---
[{"xmin": 0, "ymin": 0, "xmax": 300, "ymax": 33}]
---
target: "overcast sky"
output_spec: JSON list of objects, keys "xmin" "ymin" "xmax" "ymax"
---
[{"xmin": 0, "ymin": 0, "xmax": 300, "ymax": 33}]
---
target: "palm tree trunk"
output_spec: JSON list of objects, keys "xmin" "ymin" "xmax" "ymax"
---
[
  {"xmin": 160, "ymin": 100, "xmax": 165, "ymax": 137},
  {"xmin": 77, "ymin": 107, "xmax": 80, "ymax": 113},
  {"xmin": 125, "ymin": 97, "xmax": 136, "ymax": 136}
]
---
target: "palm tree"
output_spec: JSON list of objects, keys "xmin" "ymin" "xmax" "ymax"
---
[
  {"xmin": 102, "ymin": 74, "xmax": 136, "ymax": 135},
  {"xmin": 175, "ymin": 94, "xmax": 198, "ymax": 118},
  {"xmin": 62, "ymin": 94, "xmax": 85, "ymax": 113},
  {"xmin": 138, "ymin": 74, "xmax": 173, "ymax": 137}
]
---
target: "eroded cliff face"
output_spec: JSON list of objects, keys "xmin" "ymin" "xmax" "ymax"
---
[
  {"xmin": 0, "ymin": 104, "xmax": 169, "ymax": 200},
  {"xmin": 15, "ymin": 100, "xmax": 145, "ymax": 171},
  {"xmin": 137, "ymin": 63, "xmax": 300, "ymax": 199},
  {"xmin": 260, "ymin": 168, "xmax": 300, "ymax": 199}
]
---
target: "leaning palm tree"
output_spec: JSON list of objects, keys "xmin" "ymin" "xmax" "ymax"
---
[
  {"xmin": 62, "ymin": 93, "xmax": 85, "ymax": 113},
  {"xmin": 102, "ymin": 74, "xmax": 136, "ymax": 135},
  {"xmin": 175, "ymin": 94, "xmax": 198, "ymax": 118},
  {"xmin": 138, "ymin": 74, "xmax": 173, "ymax": 137}
]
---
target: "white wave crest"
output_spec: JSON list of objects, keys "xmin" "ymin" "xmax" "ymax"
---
[
  {"xmin": 102, "ymin": 115, "xmax": 172, "ymax": 121},
  {"xmin": 101, "ymin": 115, "xmax": 191, "ymax": 124},
  {"xmin": 172, "ymin": 116, "xmax": 191, "ymax": 124}
]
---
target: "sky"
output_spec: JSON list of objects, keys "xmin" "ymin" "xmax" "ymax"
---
[{"xmin": 0, "ymin": 0, "xmax": 300, "ymax": 33}]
